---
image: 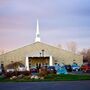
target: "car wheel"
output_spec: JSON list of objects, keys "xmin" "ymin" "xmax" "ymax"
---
[
  {"xmin": 76, "ymin": 69, "xmax": 78, "ymax": 71},
  {"xmin": 83, "ymin": 70, "xmax": 87, "ymax": 72}
]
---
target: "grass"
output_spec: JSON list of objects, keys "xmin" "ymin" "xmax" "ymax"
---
[
  {"xmin": 0, "ymin": 74, "xmax": 90, "ymax": 82},
  {"xmin": 44, "ymin": 74, "xmax": 90, "ymax": 81}
]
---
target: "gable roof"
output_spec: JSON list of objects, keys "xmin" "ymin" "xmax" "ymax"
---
[{"xmin": 0, "ymin": 42, "xmax": 80, "ymax": 56}]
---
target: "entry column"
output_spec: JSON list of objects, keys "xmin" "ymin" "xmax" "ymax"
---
[
  {"xmin": 25, "ymin": 56, "xmax": 29, "ymax": 71},
  {"xmin": 49, "ymin": 56, "xmax": 53, "ymax": 66}
]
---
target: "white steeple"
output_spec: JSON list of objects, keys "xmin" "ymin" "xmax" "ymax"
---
[{"xmin": 35, "ymin": 19, "xmax": 41, "ymax": 42}]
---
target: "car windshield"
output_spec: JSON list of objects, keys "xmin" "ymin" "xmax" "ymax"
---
[
  {"xmin": 31, "ymin": 67, "xmax": 36, "ymax": 69},
  {"xmin": 48, "ymin": 66, "xmax": 55, "ymax": 69}
]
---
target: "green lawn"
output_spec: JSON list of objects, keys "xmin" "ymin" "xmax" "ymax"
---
[
  {"xmin": 45, "ymin": 74, "xmax": 90, "ymax": 81},
  {"xmin": 0, "ymin": 74, "xmax": 90, "ymax": 82}
]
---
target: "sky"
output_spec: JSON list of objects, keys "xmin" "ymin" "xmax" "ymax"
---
[{"xmin": 0, "ymin": 0, "xmax": 90, "ymax": 52}]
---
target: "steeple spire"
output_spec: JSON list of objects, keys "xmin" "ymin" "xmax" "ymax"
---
[{"xmin": 35, "ymin": 19, "xmax": 41, "ymax": 42}]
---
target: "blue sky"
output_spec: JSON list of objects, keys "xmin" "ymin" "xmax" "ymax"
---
[{"xmin": 0, "ymin": 0, "xmax": 90, "ymax": 51}]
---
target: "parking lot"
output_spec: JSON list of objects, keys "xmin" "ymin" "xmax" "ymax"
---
[{"xmin": 69, "ymin": 70, "xmax": 90, "ymax": 75}]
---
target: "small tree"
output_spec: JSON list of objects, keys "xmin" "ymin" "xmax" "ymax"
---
[
  {"xmin": 87, "ymin": 49, "xmax": 90, "ymax": 63},
  {"xmin": 6, "ymin": 61, "xmax": 24, "ymax": 70},
  {"xmin": 80, "ymin": 49, "xmax": 90, "ymax": 63}
]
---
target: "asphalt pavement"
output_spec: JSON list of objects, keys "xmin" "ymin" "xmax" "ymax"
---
[
  {"xmin": 69, "ymin": 70, "xmax": 90, "ymax": 75},
  {"xmin": 0, "ymin": 81, "xmax": 90, "ymax": 90}
]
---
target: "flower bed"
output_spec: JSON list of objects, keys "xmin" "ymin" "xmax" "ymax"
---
[{"xmin": 0, "ymin": 74, "xmax": 90, "ymax": 82}]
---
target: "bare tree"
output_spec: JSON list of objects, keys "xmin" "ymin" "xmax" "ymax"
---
[
  {"xmin": 66, "ymin": 41, "xmax": 77, "ymax": 53},
  {"xmin": 87, "ymin": 49, "xmax": 90, "ymax": 63},
  {"xmin": 81, "ymin": 49, "xmax": 87, "ymax": 57},
  {"xmin": 80, "ymin": 49, "xmax": 88, "ymax": 63},
  {"xmin": 80, "ymin": 48, "xmax": 90, "ymax": 64}
]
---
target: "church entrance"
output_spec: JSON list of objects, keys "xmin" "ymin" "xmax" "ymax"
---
[
  {"xmin": 25, "ymin": 56, "xmax": 53, "ymax": 70},
  {"xmin": 28, "ymin": 57, "xmax": 49, "ymax": 68}
]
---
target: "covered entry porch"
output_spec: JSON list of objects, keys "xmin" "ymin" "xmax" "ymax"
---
[{"xmin": 25, "ymin": 56, "xmax": 53, "ymax": 71}]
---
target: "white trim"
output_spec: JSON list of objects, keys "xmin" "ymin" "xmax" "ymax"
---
[{"xmin": 49, "ymin": 56, "xmax": 53, "ymax": 66}]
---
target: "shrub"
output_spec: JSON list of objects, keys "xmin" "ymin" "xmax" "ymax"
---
[
  {"xmin": 38, "ymin": 67, "xmax": 48, "ymax": 77},
  {"xmin": 22, "ymin": 76, "xmax": 31, "ymax": 80},
  {"xmin": 4, "ymin": 71, "xmax": 31, "ymax": 78}
]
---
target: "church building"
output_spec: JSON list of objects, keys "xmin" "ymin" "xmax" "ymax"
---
[{"xmin": 0, "ymin": 20, "xmax": 83, "ymax": 70}]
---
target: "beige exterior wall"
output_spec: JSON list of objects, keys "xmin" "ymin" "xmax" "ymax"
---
[{"xmin": 0, "ymin": 42, "xmax": 83, "ymax": 67}]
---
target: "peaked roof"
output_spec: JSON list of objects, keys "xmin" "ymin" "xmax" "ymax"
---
[{"xmin": 0, "ymin": 42, "xmax": 80, "ymax": 56}]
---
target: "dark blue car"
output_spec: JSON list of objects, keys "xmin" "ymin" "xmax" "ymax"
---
[{"xmin": 47, "ymin": 66, "xmax": 56, "ymax": 74}]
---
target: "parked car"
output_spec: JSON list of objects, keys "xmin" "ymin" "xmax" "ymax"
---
[
  {"xmin": 0, "ymin": 64, "xmax": 5, "ymax": 74},
  {"xmin": 64, "ymin": 65, "xmax": 72, "ymax": 72},
  {"xmin": 47, "ymin": 66, "xmax": 56, "ymax": 74},
  {"xmin": 81, "ymin": 64, "xmax": 90, "ymax": 72},
  {"xmin": 71, "ymin": 63, "xmax": 80, "ymax": 71},
  {"xmin": 0, "ymin": 67, "xmax": 2, "ymax": 75},
  {"xmin": 6, "ymin": 68, "xmax": 15, "ymax": 72},
  {"xmin": 30, "ymin": 67, "xmax": 38, "ymax": 75},
  {"xmin": 17, "ymin": 66, "xmax": 26, "ymax": 71}
]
